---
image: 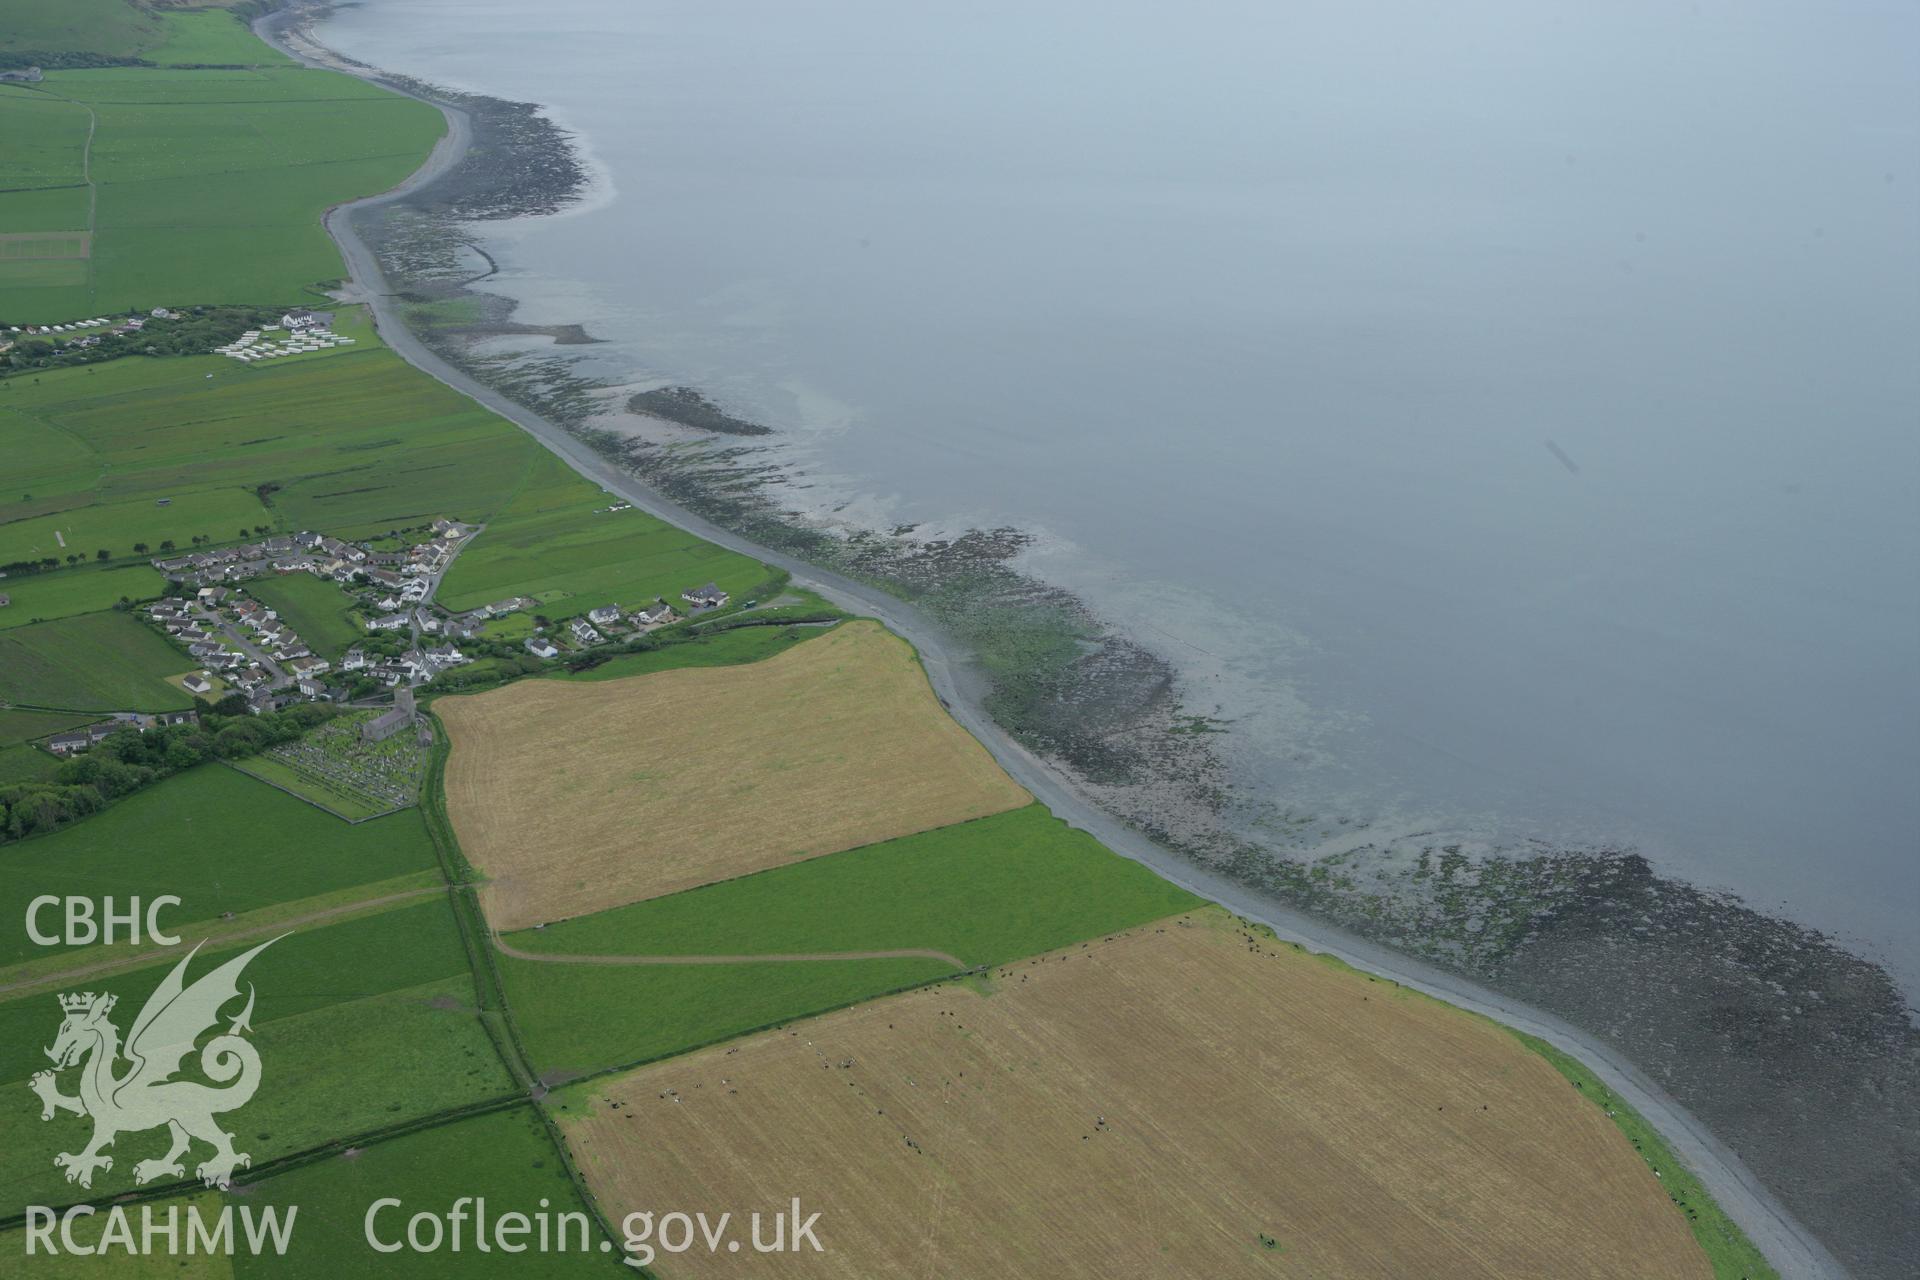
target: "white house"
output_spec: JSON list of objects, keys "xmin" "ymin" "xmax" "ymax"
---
[{"xmin": 281, "ymin": 308, "xmax": 335, "ymax": 332}]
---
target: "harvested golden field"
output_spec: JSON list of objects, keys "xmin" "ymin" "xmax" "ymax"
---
[
  {"xmin": 564, "ymin": 910, "xmax": 1708, "ymax": 1279},
  {"xmin": 437, "ymin": 621, "xmax": 1029, "ymax": 930}
]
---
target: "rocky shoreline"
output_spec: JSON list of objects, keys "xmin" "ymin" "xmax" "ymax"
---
[{"xmin": 270, "ymin": 4, "xmax": 1915, "ymax": 1272}]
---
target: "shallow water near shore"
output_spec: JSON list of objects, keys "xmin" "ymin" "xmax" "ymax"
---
[{"xmin": 316, "ymin": 0, "xmax": 1917, "ymax": 992}]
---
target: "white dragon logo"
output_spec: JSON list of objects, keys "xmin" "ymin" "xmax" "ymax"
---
[{"xmin": 29, "ymin": 937, "xmax": 281, "ymax": 1191}]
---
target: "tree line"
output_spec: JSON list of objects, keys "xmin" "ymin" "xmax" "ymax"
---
[{"xmin": 0, "ymin": 698, "xmax": 335, "ymax": 842}]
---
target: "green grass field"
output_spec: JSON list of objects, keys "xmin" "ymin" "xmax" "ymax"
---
[
  {"xmin": 0, "ymin": 63, "xmax": 443, "ymax": 319},
  {"xmin": 146, "ymin": 9, "xmax": 293, "ymax": 68},
  {"xmin": 0, "ymin": 608, "xmax": 192, "ymax": 710},
  {"xmin": 0, "ymin": 1188, "xmax": 227, "ymax": 1279},
  {"xmin": 510, "ymin": 804, "xmax": 1199, "ymax": 965},
  {"xmin": 224, "ymin": 1106, "xmax": 608, "ymax": 1278},
  {"xmin": 0, "ymin": 705, "xmax": 94, "ymax": 746},
  {"xmin": 244, "ymin": 571, "xmax": 363, "ymax": 659},
  {"xmin": 0, "ymin": 898, "xmax": 509, "ymax": 1215},
  {"xmin": 0, "ymin": 764, "xmax": 441, "ymax": 965},
  {"xmin": 499, "ymin": 953, "xmax": 955, "ymax": 1082},
  {"xmin": 0, "ymin": 562, "xmax": 166, "ymax": 630},
  {"xmin": 0, "ymin": 0, "xmax": 159, "ymax": 57},
  {"xmin": 0, "ymin": 484, "xmax": 272, "ymax": 566},
  {"xmin": 437, "ymin": 452, "xmax": 767, "ymax": 614},
  {"xmin": 0, "ymin": 344, "xmax": 773, "ymax": 605},
  {"xmin": 0, "ymin": 88, "xmax": 91, "ymax": 195},
  {"xmin": 0, "ymin": 743, "xmax": 59, "ymax": 785},
  {"xmin": 495, "ymin": 804, "xmax": 1199, "ymax": 1079}
]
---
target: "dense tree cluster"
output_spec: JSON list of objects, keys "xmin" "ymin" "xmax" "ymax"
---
[
  {"xmin": 0, "ymin": 699, "xmax": 335, "ymax": 842},
  {"xmin": 2, "ymin": 305, "xmax": 283, "ymax": 376}
]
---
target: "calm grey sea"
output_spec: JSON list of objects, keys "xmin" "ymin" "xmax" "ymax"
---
[{"xmin": 315, "ymin": 0, "xmax": 1920, "ymax": 991}]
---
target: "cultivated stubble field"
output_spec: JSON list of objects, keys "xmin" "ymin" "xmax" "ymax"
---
[
  {"xmin": 562, "ymin": 910, "xmax": 1709, "ymax": 1279},
  {"xmin": 437, "ymin": 620, "xmax": 1031, "ymax": 929}
]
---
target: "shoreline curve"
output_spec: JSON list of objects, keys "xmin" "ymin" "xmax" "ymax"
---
[{"xmin": 252, "ymin": 6, "xmax": 1846, "ymax": 1276}]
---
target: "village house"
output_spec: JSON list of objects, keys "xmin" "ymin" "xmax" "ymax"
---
[
  {"xmin": 46, "ymin": 731, "xmax": 92, "ymax": 757},
  {"xmin": 371, "ymin": 659, "xmax": 412, "ymax": 686},
  {"xmin": 341, "ymin": 647, "xmax": 369, "ymax": 671},
  {"xmin": 296, "ymin": 677, "xmax": 328, "ymax": 699},
  {"xmin": 526, "ymin": 637, "xmax": 560, "ymax": 659},
  {"xmin": 367, "ymin": 613, "xmax": 409, "ymax": 632},
  {"xmin": 632, "ymin": 601, "xmax": 678, "ymax": 628},
  {"xmin": 282, "ymin": 308, "xmax": 335, "ymax": 333},
  {"xmin": 570, "ymin": 619, "xmax": 603, "ymax": 647},
  {"xmin": 587, "ymin": 605, "xmax": 623, "ymax": 627},
  {"xmin": 423, "ymin": 644, "xmax": 468, "ymax": 674},
  {"xmin": 181, "ymin": 673, "xmax": 213, "ymax": 695},
  {"xmin": 682, "ymin": 582, "xmax": 729, "ymax": 609}
]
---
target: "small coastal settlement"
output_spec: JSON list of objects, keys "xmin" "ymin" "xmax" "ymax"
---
[
  {"xmin": 139, "ymin": 518, "xmax": 720, "ymax": 716},
  {"xmin": 2, "ymin": 517, "xmax": 731, "ymax": 776},
  {"xmin": 0, "ymin": 5, "xmax": 1775, "ymax": 1279}
]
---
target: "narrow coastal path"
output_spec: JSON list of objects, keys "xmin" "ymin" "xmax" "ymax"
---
[{"xmin": 254, "ymin": 11, "xmax": 1847, "ymax": 1277}]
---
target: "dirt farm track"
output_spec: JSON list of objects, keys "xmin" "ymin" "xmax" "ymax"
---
[
  {"xmin": 436, "ymin": 621, "xmax": 1031, "ymax": 930},
  {"xmin": 565, "ymin": 910, "xmax": 1708, "ymax": 1279}
]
